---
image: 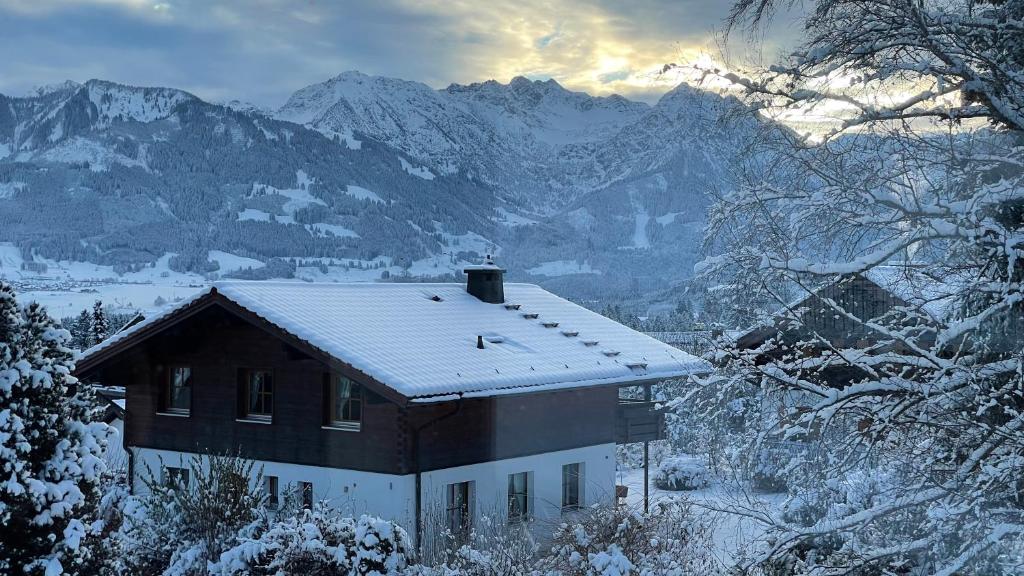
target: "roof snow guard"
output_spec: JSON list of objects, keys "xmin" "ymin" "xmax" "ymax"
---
[{"xmin": 79, "ymin": 281, "xmax": 711, "ymax": 402}]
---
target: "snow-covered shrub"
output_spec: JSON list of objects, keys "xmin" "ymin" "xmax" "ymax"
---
[
  {"xmin": 541, "ymin": 501, "xmax": 719, "ymax": 575},
  {"xmin": 749, "ymin": 444, "xmax": 795, "ymax": 493},
  {"xmin": 118, "ymin": 452, "xmax": 265, "ymax": 575},
  {"xmin": 0, "ymin": 284, "xmax": 113, "ymax": 575},
  {"xmin": 215, "ymin": 503, "xmax": 411, "ymax": 575},
  {"xmin": 653, "ymin": 456, "xmax": 709, "ymax": 491},
  {"xmin": 417, "ymin": 512, "xmax": 538, "ymax": 576}
]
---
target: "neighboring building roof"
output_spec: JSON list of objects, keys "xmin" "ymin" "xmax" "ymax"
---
[
  {"xmin": 94, "ymin": 387, "xmax": 126, "ymax": 423},
  {"xmin": 861, "ymin": 266, "xmax": 956, "ymax": 322},
  {"xmin": 81, "ymin": 281, "xmax": 710, "ymax": 401},
  {"xmin": 735, "ymin": 265, "xmax": 959, "ymax": 348}
]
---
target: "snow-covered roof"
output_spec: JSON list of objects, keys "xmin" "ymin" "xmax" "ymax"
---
[
  {"xmin": 82, "ymin": 281, "xmax": 709, "ymax": 400},
  {"xmin": 736, "ymin": 265, "xmax": 960, "ymax": 346},
  {"xmin": 861, "ymin": 266, "xmax": 956, "ymax": 321}
]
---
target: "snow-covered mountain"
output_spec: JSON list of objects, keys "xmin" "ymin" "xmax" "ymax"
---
[
  {"xmin": 279, "ymin": 72, "xmax": 748, "ymax": 213},
  {"xmin": 0, "ymin": 74, "xmax": 755, "ymax": 304}
]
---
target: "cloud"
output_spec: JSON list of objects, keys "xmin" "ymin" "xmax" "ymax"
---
[{"xmin": 0, "ymin": 0, "xmax": 802, "ymax": 106}]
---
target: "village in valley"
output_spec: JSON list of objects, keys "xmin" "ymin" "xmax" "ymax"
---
[{"xmin": 1, "ymin": 1, "xmax": 1022, "ymax": 575}]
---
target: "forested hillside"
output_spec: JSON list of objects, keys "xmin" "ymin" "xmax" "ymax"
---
[{"xmin": 0, "ymin": 76, "xmax": 754, "ymax": 305}]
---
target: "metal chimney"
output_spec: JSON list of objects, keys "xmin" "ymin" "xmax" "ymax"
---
[{"xmin": 464, "ymin": 255, "xmax": 505, "ymax": 304}]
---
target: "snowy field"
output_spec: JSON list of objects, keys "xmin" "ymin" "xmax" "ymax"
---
[
  {"xmin": 0, "ymin": 241, "xmax": 505, "ymax": 317},
  {"xmin": 617, "ymin": 466, "xmax": 784, "ymax": 567}
]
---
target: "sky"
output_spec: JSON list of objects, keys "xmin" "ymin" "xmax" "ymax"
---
[{"xmin": 0, "ymin": 0, "xmax": 803, "ymax": 108}]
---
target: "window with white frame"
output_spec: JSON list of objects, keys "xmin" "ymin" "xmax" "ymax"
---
[
  {"xmin": 163, "ymin": 366, "xmax": 192, "ymax": 414},
  {"xmin": 562, "ymin": 462, "xmax": 582, "ymax": 510},
  {"xmin": 264, "ymin": 475, "xmax": 279, "ymax": 509},
  {"xmin": 240, "ymin": 369, "xmax": 274, "ymax": 421},
  {"xmin": 328, "ymin": 375, "xmax": 362, "ymax": 429},
  {"xmin": 446, "ymin": 481, "xmax": 472, "ymax": 536},
  {"xmin": 163, "ymin": 466, "xmax": 190, "ymax": 489},
  {"xmin": 298, "ymin": 481, "xmax": 313, "ymax": 509},
  {"xmin": 507, "ymin": 471, "xmax": 530, "ymax": 522}
]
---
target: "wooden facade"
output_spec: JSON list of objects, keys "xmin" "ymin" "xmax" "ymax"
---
[
  {"xmin": 736, "ymin": 274, "xmax": 929, "ymax": 355},
  {"xmin": 79, "ymin": 300, "xmax": 622, "ymax": 475}
]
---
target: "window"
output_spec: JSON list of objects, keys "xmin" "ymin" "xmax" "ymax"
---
[
  {"xmin": 327, "ymin": 375, "xmax": 363, "ymax": 430},
  {"xmin": 163, "ymin": 466, "xmax": 189, "ymax": 489},
  {"xmin": 264, "ymin": 475, "xmax": 279, "ymax": 509},
  {"xmin": 240, "ymin": 369, "xmax": 273, "ymax": 421},
  {"xmin": 446, "ymin": 481, "xmax": 472, "ymax": 536},
  {"xmin": 164, "ymin": 366, "xmax": 192, "ymax": 414},
  {"xmin": 507, "ymin": 471, "xmax": 530, "ymax": 522},
  {"xmin": 298, "ymin": 481, "xmax": 313, "ymax": 509},
  {"xmin": 562, "ymin": 463, "xmax": 582, "ymax": 510}
]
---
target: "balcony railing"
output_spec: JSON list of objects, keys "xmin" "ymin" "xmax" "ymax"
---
[{"xmin": 615, "ymin": 399, "xmax": 665, "ymax": 444}]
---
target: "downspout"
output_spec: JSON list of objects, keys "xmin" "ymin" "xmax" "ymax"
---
[{"xmin": 411, "ymin": 394, "xmax": 464, "ymax": 554}]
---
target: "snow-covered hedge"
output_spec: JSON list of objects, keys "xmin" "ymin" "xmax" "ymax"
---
[
  {"xmin": 215, "ymin": 504, "xmax": 412, "ymax": 575},
  {"xmin": 653, "ymin": 456, "xmax": 709, "ymax": 491},
  {"xmin": 541, "ymin": 501, "xmax": 719, "ymax": 575}
]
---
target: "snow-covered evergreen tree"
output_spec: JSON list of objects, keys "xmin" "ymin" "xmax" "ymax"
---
[
  {"xmin": 69, "ymin": 310, "xmax": 92, "ymax": 351},
  {"xmin": 0, "ymin": 282, "xmax": 111, "ymax": 575},
  {"xmin": 89, "ymin": 301, "xmax": 108, "ymax": 347}
]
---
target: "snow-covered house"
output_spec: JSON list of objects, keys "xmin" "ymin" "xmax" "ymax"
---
[
  {"xmin": 75, "ymin": 263, "xmax": 709, "ymax": 542},
  {"xmin": 735, "ymin": 266, "xmax": 956, "ymax": 373}
]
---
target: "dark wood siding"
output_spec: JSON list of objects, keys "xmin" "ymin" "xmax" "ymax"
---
[
  {"xmin": 84, "ymin": 303, "xmax": 619, "ymax": 475},
  {"xmin": 407, "ymin": 386, "xmax": 618, "ymax": 472},
  {"xmin": 91, "ymin": 306, "xmax": 406, "ymax": 474}
]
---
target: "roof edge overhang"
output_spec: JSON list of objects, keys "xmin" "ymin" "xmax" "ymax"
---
[
  {"xmin": 74, "ymin": 284, "xmax": 712, "ymax": 407},
  {"xmin": 407, "ymin": 366, "xmax": 711, "ymax": 404},
  {"xmin": 73, "ymin": 288, "xmax": 410, "ymax": 406}
]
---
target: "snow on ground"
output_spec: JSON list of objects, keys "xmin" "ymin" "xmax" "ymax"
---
[
  {"xmin": 527, "ymin": 260, "xmax": 601, "ymax": 277},
  {"xmin": 0, "ymin": 180, "xmax": 26, "ymax": 199},
  {"xmin": 276, "ymin": 186, "xmax": 326, "ymax": 214},
  {"xmin": 248, "ymin": 171, "xmax": 326, "ymax": 217},
  {"xmin": 308, "ymin": 223, "xmax": 359, "ymax": 238},
  {"xmin": 618, "ymin": 466, "xmax": 784, "ymax": 567},
  {"xmin": 36, "ymin": 137, "xmax": 148, "ymax": 172},
  {"xmin": 565, "ymin": 207, "xmax": 597, "ymax": 231},
  {"xmin": 22, "ymin": 283, "xmax": 206, "ymax": 319},
  {"xmin": 399, "ymin": 156, "xmax": 435, "ymax": 180},
  {"xmin": 493, "ymin": 207, "xmax": 539, "ymax": 227},
  {"xmin": 237, "ymin": 208, "xmax": 272, "ymax": 221},
  {"xmin": 0, "ymin": 243, "xmax": 25, "ymax": 271},
  {"xmin": 343, "ymin": 185, "xmax": 383, "ymax": 203},
  {"xmin": 207, "ymin": 251, "xmax": 265, "ymax": 274},
  {"xmin": 656, "ymin": 211, "xmax": 683, "ymax": 225},
  {"xmin": 441, "ymin": 229, "xmax": 496, "ymax": 255},
  {"xmin": 0, "ymin": 244, "xmax": 206, "ymax": 316},
  {"xmin": 622, "ymin": 189, "xmax": 651, "ymax": 250},
  {"xmin": 293, "ymin": 257, "xmax": 398, "ymax": 283}
]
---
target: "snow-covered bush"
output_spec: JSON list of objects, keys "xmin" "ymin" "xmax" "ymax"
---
[
  {"xmin": 748, "ymin": 444, "xmax": 800, "ymax": 493},
  {"xmin": 118, "ymin": 452, "xmax": 265, "ymax": 575},
  {"xmin": 653, "ymin": 456, "xmax": 709, "ymax": 491},
  {"xmin": 215, "ymin": 503, "xmax": 411, "ymax": 575},
  {"xmin": 540, "ymin": 501, "xmax": 719, "ymax": 575},
  {"xmin": 0, "ymin": 283, "xmax": 113, "ymax": 575},
  {"xmin": 418, "ymin": 513, "xmax": 538, "ymax": 575}
]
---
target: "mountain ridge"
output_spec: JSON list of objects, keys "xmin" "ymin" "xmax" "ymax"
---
[{"xmin": 0, "ymin": 72, "xmax": 754, "ymax": 305}]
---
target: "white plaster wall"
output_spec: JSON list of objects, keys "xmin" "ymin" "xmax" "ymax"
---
[
  {"xmin": 419, "ymin": 443, "xmax": 616, "ymax": 526},
  {"xmin": 130, "ymin": 442, "xmax": 616, "ymax": 542},
  {"xmin": 130, "ymin": 447, "xmax": 418, "ymax": 530},
  {"xmin": 104, "ymin": 418, "xmax": 129, "ymax": 473}
]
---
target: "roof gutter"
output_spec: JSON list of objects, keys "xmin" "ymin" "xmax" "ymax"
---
[{"xmin": 406, "ymin": 369, "xmax": 712, "ymax": 404}]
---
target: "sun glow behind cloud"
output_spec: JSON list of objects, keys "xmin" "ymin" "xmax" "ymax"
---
[{"xmin": 0, "ymin": 0, "xmax": 799, "ymax": 107}]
